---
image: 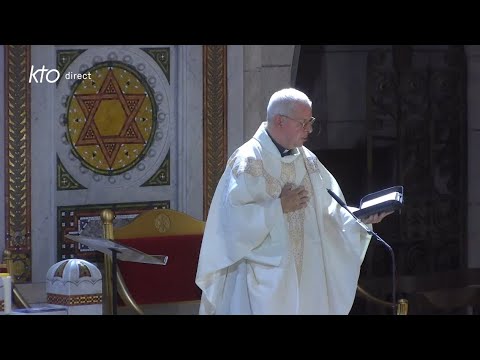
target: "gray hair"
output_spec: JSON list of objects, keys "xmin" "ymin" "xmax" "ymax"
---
[{"xmin": 266, "ymin": 88, "xmax": 312, "ymax": 123}]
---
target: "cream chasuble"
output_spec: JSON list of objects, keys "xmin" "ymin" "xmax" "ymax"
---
[{"xmin": 195, "ymin": 122, "xmax": 372, "ymax": 315}]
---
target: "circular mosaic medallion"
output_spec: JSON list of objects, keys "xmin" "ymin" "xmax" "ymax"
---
[{"xmin": 66, "ymin": 61, "xmax": 156, "ymax": 175}]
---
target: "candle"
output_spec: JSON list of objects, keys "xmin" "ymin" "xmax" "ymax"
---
[{"xmin": 0, "ymin": 274, "xmax": 12, "ymax": 314}]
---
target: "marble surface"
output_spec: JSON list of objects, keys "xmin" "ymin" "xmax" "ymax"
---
[
  {"xmin": 176, "ymin": 45, "xmax": 203, "ymax": 219},
  {"xmin": 243, "ymin": 45, "xmax": 295, "ymax": 141},
  {"xmin": 30, "ymin": 45, "xmax": 57, "ymax": 282},
  {"xmin": 227, "ymin": 45, "xmax": 245, "ymax": 160}
]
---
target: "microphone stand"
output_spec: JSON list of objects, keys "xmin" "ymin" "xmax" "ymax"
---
[{"xmin": 327, "ymin": 189, "xmax": 397, "ymax": 315}]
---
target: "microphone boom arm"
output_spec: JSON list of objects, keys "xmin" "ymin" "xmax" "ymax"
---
[{"xmin": 327, "ymin": 188, "xmax": 397, "ymax": 315}]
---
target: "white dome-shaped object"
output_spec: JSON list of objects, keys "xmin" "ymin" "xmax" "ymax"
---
[{"xmin": 46, "ymin": 259, "xmax": 103, "ymax": 315}]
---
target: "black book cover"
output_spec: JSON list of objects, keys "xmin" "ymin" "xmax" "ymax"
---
[{"xmin": 353, "ymin": 186, "xmax": 404, "ymax": 219}]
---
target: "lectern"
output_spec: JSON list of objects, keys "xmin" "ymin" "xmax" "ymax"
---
[{"xmin": 66, "ymin": 235, "xmax": 168, "ymax": 315}]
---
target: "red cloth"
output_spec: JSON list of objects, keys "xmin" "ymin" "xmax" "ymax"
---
[{"xmin": 116, "ymin": 235, "xmax": 202, "ymax": 304}]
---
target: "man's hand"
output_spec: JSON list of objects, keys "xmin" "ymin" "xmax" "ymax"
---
[
  {"xmin": 280, "ymin": 184, "xmax": 310, "ymax": 213},
  {"xmin": 361, "ymin": 211, "xmax": 394, "ymax": 224}
]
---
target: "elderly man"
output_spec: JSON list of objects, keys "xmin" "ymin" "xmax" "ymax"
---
[{"xmin": 195, "ymin": 88, "xmax": 390, "ymax": 315}]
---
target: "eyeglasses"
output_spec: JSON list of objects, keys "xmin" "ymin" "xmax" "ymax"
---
[{"xmin": 280, "ymin": 114, "xmax": 316, "ymax": 130}]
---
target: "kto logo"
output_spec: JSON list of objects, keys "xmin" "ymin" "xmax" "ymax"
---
[
  {"xmin": 29, "ymin": 65, "xmax": 92, "ymax": 84},
  {"xmin": 29, "ymin": 65, "xmax": 60, "ymax": 83}
]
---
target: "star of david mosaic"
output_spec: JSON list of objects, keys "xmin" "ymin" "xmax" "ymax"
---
[{"xmin": 66, "ymin": 62, "xmax": 156, "ymax": 175}]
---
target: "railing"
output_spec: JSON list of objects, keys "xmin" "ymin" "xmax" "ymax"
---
[{"xmin": 357, "ymin": 285, "xmax": 408, "ymax": 315}]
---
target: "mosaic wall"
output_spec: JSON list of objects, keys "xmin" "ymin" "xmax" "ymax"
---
[
  {"xmin": 54, "ymin": 46, "xmax": 173, "ymax": 266},
  {"xmin": 55, "ymin": 47, "xmax": 171, "ymax": 189},
  {"xmin": 3, "ymin": 45, "xmax": 228, "ymax": 282}
]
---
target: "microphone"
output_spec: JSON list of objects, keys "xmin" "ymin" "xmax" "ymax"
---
[
  {"xmin": 326, "ymin": 188, "xmax": 397, "ymax": 315},
  {"xmin": 326, "ymin": 189, "xmax": 373, "ymax": 236},
  {"xmin": 326, "ymin": 188, "xmax": 347, "ymax": 208}
]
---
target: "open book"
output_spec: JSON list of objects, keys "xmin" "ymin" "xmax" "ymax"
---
[{"xmin": 353, "ymin": 186, "xmax": 404, "ymax": 219}]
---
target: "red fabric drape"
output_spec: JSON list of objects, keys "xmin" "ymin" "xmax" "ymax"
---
[{"xmin": 116, "ymin": 235, "xmax": 203, "ymax": 304}]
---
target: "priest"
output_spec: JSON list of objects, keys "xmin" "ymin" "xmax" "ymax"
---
[{"xmin": 195, "ymin": 88, "xmax": 391, "ymax": 315}]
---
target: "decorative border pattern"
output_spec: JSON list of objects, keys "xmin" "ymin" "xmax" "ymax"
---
[
  {"xmin": 47, "ymin": 293, "xmax": 102, "ymax": 306},
  {"xmin": 4, "ymin": 45, "xmax": 32, "ymax": 283},
  {"xmin": 56, "ymin": 49, "xmax": 87, "ymax": 83},
  {"xmin": 57, "ymin": 155, "xmax": 87, "ymax": 190},
  {"xmin": 140, "ymin": 150, "xmax": 170, "ymax": 186},
  {"xmin": 141, "ymin": 47, "xmax": 170, "ymax": 83},
  {"xmin": 203, "ymin": 45, "xmax": 228, "ymax": 219}
]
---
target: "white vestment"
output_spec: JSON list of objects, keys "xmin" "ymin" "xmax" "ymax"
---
[{"xmin": 195, "ymin": 122, "xmax": 372, "ymax": 315}]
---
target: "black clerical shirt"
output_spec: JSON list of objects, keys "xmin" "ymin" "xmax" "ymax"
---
[{"xmin": 266, "ymin": 129, "xmax": 293, "ymax": 157}]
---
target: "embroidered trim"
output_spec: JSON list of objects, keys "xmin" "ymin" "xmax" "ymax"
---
[
  {"xmin": 280, "ymin": 162, "xmax": 296, "ymax": 185},
  {"xmin": 305, "ymin": 157, "xmax": 321, "ymax": 175},
  {"xmin": 231, "ymin": 158, "xmax": 263, "ymax": 178},
  {"xmin": 230, "ymin": 157, "xmax": 281, "ymax": 198},
  {"xmin": 229, "ymin": 154, "xmax": 314, "ymax": 283}
]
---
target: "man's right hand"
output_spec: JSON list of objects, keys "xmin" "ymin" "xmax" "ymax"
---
[{"xmin": 280, "ymin": 184, "xmax": 310, "ymax": 213}]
